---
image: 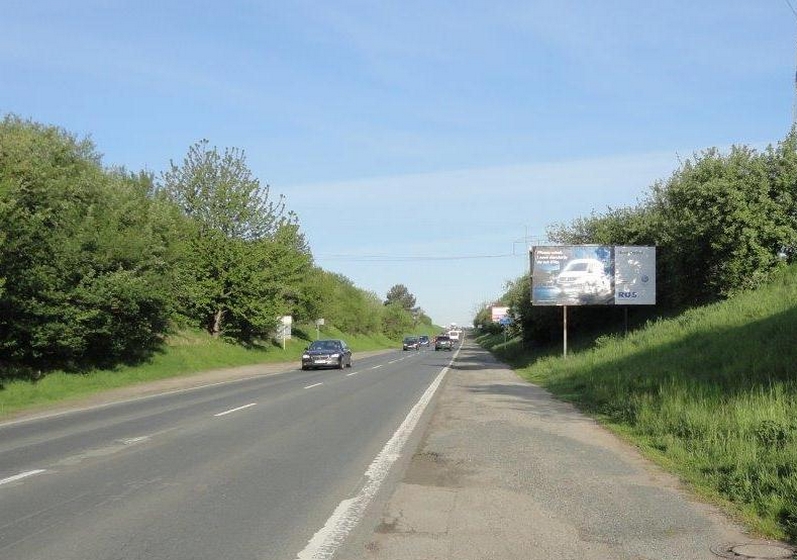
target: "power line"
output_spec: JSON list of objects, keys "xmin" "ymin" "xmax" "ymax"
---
[
  {"xmin": 315, "ymin": 253, "xmax": 520, "ymax": 262},
  {"xmin": 785, "ymin": 0, "xmax": 797, "ymax": 18}
]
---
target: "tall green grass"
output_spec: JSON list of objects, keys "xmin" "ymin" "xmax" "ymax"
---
[
  {"xmin": 481, "ymin": 265, "xmax": 797, "ymax": 542},
  {"xmin": 0, "ymin": 324, "xmax": 408, "ymax": 418}
]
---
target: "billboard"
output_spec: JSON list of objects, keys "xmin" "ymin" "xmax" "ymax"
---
[
  {"xmin": 491, "ymin": 306, "xmax": 509, "ymax": 322},
  {"xmin": 531, "ymin": 246, "xmax": 655, "ymax": 306},
  {"xmin": 614, "ymin": 246, "xmax": 656, "ymax": 305}
]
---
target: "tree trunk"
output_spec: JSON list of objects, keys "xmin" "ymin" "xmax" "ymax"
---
[{"xmin": 211, "ymin": 308, "xmax": 224, "ymax": 337}]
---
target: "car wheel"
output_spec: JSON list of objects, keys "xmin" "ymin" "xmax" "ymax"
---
[
  {"xmin": 339, "ymin": 358, "xmax": 345, "ymax": 369},
  {"xmin": 301, "ymin": 366, "xmax": 308, "ymax": 371}
]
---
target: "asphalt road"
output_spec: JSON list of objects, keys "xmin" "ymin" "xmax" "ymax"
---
[{"xmin": 0, "ymin": 346, "xmax": 454, "ymax": 560}]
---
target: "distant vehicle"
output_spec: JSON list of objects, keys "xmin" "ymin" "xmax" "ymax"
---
[
  {"xmin": 301, "ymin": 339, "xmax": 352, "ymax": 370},
  {"xmin": 435, "ymin": 335, "xmax": 453, "ymax": 351},
  {"xmin": 402, "ymin": 336, "xmax": 420, "ymax": 351},
  {"xmin": 555, "ymin": 258, "xmax": 612, "ymax": 296},
  {"xmin": 447, "ymin": 330, "xmax": 461, "ymax": 343},
  {"xmin": 418, "ymin": 335, "xmax": 430, "ymax": 346}
]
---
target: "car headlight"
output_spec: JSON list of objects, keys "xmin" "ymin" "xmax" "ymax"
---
[
  {"xmin": 302, "ymin": 354, "xmax": 310, "ymax": 359},
  {"xmin": 330, "ymin": 353, "xmax": 340, "ymax": 358}
]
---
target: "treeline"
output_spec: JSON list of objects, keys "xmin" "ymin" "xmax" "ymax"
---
[
  {"xmin": 477, "ymin": 131, "xmax": 797, "ymax": 344},
  {"xmin": 0, "ymin": 116, "xmax": 426, "ymax": 378}
]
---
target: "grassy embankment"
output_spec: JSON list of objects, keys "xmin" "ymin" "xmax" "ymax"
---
[
  {"xmin": 0, "ymin": 324, "xmax": 439, "ymax": 419},
  {"xmin": 479, "ymin": 264, "xmax": 797, "ymax": 542}
]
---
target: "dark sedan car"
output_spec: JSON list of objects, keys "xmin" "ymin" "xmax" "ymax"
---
[
  {"xmin": 434, "ymin": 335, "xmax": 453, "ymax": 351},
  {"xmin": 402, "ymin": 336, "xmax": 420, "ymax": 350},
  {"xmin": 301, "ymin": 339, "xmax": 352, "ymax": 370}
]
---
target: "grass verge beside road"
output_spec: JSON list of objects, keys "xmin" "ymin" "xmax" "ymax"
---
[
  {"xmin": 479, "ymin": 265, "xmax": 797, "ymax": 543},
  {"xmin": 0, "ymin": 325, "xmax": 401, "ymax": 419}
]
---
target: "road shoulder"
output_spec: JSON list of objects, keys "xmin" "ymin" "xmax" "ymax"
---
[{"xmin": 344, "ymin": 343, "xmax": 786, "ymax": 560}]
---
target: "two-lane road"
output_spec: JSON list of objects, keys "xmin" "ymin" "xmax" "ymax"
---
[{"xmin": 0, "ymin": 346, "xmax": 459, "ymax": 560}]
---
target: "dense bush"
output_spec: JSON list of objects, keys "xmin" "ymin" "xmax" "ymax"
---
[{"xmin": 0, "ymin": 117, "xmax": 177, "ymax": 374}]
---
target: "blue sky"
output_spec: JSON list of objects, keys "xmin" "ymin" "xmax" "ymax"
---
[{"xmin": 3, "ymin": 1, "xmax": 795, "ymax": 326}]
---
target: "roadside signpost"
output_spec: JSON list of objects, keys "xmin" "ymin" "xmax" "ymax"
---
[
  {"xmin": 279, "ymin": 315, "xmax": 293, "ymax": 350},
  {"xmin": 498, "ymin": 315, "xmax": 513, "ymax": 342}
]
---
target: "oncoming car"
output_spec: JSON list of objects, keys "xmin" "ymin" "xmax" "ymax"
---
[
  {"xmin": 434, "ymin": 335, "xmax": 453, "ymax": 351},
  {"xmin": 301, "ymin": 339, "xmax": 352, "ymax": 370},
  {"xmin": 402, "ymin": 336, "xmax": 420, "ymax": 350}
]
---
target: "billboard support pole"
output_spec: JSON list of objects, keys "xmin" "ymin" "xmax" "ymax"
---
[{"xmin": 563, "ymin": 305, "xmax": 568, "ymax": 359}]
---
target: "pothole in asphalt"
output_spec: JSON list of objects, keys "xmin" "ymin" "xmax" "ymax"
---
[{"xmin": 711, "ymin": 542, "xmax": 796, "ymax": 559}]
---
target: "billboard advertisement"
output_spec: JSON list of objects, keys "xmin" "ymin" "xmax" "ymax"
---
[
  {"xmin": 614, "ymin": 246, "xmax": 656, "ymax": 305},
  {"xmin": 491, "ymin": 306, "xmax": 509, "ymax": 322},
  {"xmin": 531, "ymin": 246, "xmax": 655, "ymax": 306}
]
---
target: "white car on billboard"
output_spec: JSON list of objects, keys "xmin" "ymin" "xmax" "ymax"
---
[{"xmin": 554, "ymin": 258, "xmax": 612, "ymax": 296}]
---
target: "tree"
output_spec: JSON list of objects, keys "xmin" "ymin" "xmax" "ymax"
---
[
  {"xmin": 0, "ymin": 116, "xmax": 177, "ymax": 374},
  {"xmin": 381, "ymin": 302, "xmax": 414, "ymax": 339},
  {"xmin": 160, "ymin": 140, "xmax": 308, "ymax": 341},
  {"xmin": 162, "ymin": 139, "xmax": 287, "ymax": 240},
  {"xmin": 384, "ymin": 284, "xmax": 416, "ymax": 310}
]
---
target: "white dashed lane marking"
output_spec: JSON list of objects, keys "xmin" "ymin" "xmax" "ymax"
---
[
  {"xmin": 214, "ymin": 403, "xmax": 257, "ymax": 417},
  {"xmin": 0, "ymin": 469, "xmax": 47, "ymax": 486}
]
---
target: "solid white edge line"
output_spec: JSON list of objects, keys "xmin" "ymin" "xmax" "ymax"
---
[
  {"xmin": 0, "ymin": 469, "xmax": 47, "ymax": 486},
  {"xmin": 213, "ymin": 402, "xmax": 257, "ymax": 417},
  {"xmin": 304, "ymin": 382, "xmax": 323, "ymax": 390},
  {"xmin": 295, "ymin": 345, "xmax": 461, "ymax": 560}
]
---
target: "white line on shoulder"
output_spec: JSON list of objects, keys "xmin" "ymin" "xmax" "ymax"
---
[{"xmin": 295, "ymin": 357, "xmax": 454, "ymax": 560}]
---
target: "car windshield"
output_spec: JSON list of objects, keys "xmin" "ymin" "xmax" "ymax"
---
[
  {"xmin": 437, "ymin": 336, "xmax": 450, "ymax": 341},
  {"xmin": 309, "ymin": 340, "xmax": 340, "ymax": 351}
]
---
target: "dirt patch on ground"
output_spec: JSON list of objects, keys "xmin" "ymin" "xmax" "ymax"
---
[{"xmin": 403, "ymin": 450, "xmax": 473, "ymax": 488}]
